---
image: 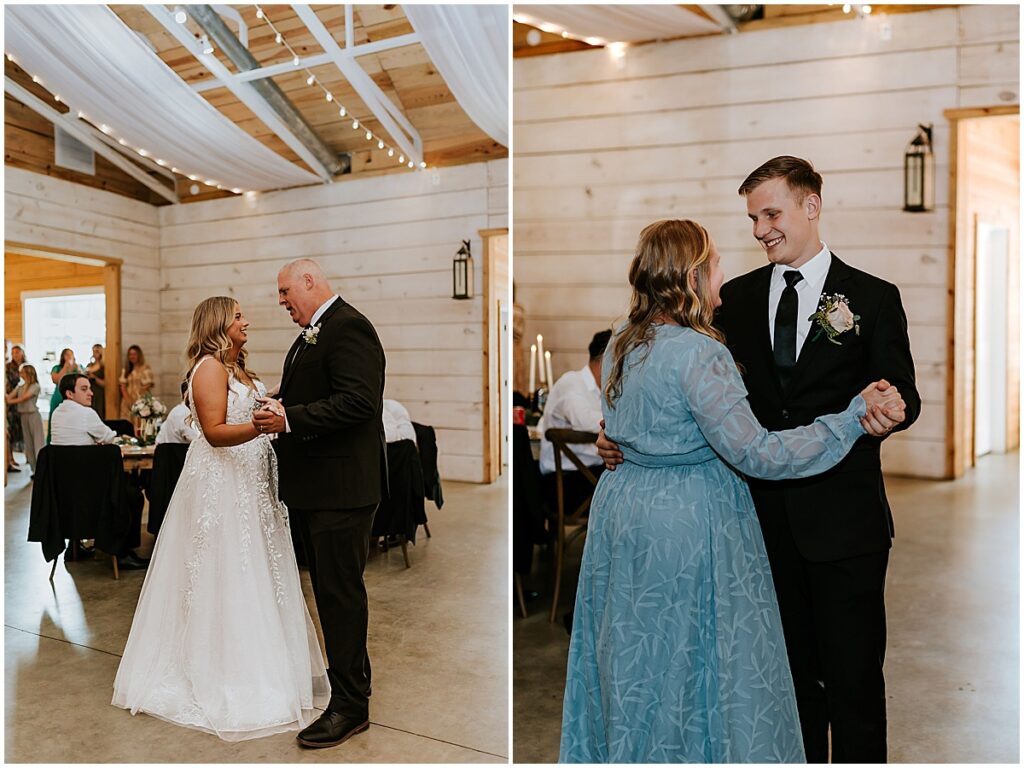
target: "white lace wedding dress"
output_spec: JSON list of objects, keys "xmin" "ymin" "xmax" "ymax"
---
[{"xmin": 112, "ymin": 357, "xmax": 329, "ymax": 740}]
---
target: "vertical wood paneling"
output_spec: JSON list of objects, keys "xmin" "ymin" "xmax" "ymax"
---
[{"xmin": 513, "ymin": 7, "xmax": 1018, "ymax": 479}]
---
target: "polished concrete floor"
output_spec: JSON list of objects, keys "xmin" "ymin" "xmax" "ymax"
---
[
  {"xmin": 5, "ymin": 461, "xmax": 508, "ymax": 763},
  {"xmin": 513, "ymin": 452, "xmax": 1020, "ymax": 763}
]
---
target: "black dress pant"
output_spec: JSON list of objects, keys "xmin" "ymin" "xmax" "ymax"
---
[
  {"xmin": 293, "ymin": 504, "xmax": 377, "ymax": 719},
  {"xmin": 760, "ymin": 500, "xmax": 889, "ymax": 763}
]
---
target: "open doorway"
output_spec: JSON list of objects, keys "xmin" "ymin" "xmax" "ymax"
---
[
  {"xmin": 946, "ymin": 109, "xmax": 1020, "ymax": 475},
  {"xmin": 5, "ymin": 244, "xmax": 122, "ymax": 418},
  {"xmin": 481, "ymin": 227, "xmax": 509, "ymax": 482},
  {"xmin": 22, "ymin": 288, "xmax": 106, "ymax": 417}
]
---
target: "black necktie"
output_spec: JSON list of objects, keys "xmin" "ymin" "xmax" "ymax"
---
[{"xmin": 774, "ymin": 270, "xmax": 804, "ymax": 388}]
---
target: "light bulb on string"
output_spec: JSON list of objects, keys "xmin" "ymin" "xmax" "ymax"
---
[
  {"xmin": 407, "ymin": 161, "xmax": 414, "ymax": 168},
  {"xmin": 275, "ymin": 32, "xmax": 282, "ymax": 44},
  {"xmin": 255, "ymin": 8, "xmax": 264, "ymax": 19},
  {"xmin": 306, "ymin": 74, "xmax": 315, "ymax": 86},
  {"xmin": 387, "ymin": 148, "xmax": 394, "ymax": 157},
  {"xmin": 378, "ymin": 140, "xmax": 384, "ymax": 149},
  {"xmin": 174, "ymin": 7, "xmax": 187, "ymax": 24},
  {"xmin": 232, "ymin": 188, "xmax": 242, "ymax": 194},
  {"xmin": 419, "ymin": 161, "xmax": 426, "ymax": 169},
  {"xmin": 292, "ymin": 55, "xmax": 299, "ymax": 66},
  {"xmin": 338, "ymin": 106, "xmax": 346, "ymax": 117},
  {"xmin": 365, "ymin": 131, "xmax": 372, "ymax": 141},
  {"xmin": 325, "ymin": 92, "xmax": 333, "ymax": 102},
  {"xmin": 53, "ymin": 94, "xmax": 61, "ymax": 103},
  {"xmin": 399, "ymin": 154, "xmax": 404, "ymax": 163},
  {"xmin": 352, "ymin": 119, "xmax": 359, "ymax": 129}
]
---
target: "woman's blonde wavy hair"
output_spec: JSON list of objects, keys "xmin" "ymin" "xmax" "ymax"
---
[
  {"xmin": 604, "ymin": 219, "xmax": 724, "ymax": 407},
  {"xmin": 184, "ymin": 296, "xmax": 259, "ymax": 403}
]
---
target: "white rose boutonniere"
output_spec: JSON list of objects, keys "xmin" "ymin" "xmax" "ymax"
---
[
  {"xmin": 809, "ymin": 293, "xmax": 860, "ymax": 345},
  {"xmin": 302, "ymin": 325, "xmax": 321, "ymax": 346}
]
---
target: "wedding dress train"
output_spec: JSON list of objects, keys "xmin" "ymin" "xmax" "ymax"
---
[{"xmin": 112, "ymin": 357, "xmax": 329, "ymax": 740}]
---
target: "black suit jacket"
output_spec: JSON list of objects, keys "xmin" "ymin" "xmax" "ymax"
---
[
  {"xmin": 272, "ymin": 297, "xmax": 388, "ymax": 510},
  {"xmin": 718, "ymin": 254, "xmax": 920, "ymax": 562}
]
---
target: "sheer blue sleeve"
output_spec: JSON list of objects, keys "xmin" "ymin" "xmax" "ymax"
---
[{"xmin": 682, "ymin": 338, "xmax": 866, "ymax": 480}]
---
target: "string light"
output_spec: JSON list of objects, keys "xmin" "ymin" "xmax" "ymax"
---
[
  {"xmin": 16, "ymin": 55, "xmax": 248, "ymax": 195},
  {"xmin": 250, "ymin": 3, "xmax": 421, "ymax": 171}
]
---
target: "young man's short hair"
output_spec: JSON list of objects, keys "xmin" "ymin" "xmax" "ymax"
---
[{"xmin": 738, "ymin": 155, "xmax": 823, "ymax": 201}]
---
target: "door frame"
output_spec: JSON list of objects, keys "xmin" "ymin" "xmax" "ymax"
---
[
  {"xmin": 480, "ymin": 227, "xmax": 509, "ymax": 483},
  {"xmin": 944, "ymin": 105, "xmax": 1020, "ymax": 477},
  {"xmin": 6, "ymin": 240, "xmax": 122, "ymax": 418}
]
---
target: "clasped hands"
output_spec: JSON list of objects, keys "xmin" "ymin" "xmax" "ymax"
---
[
  {"xmin": 252, "ymin": 396, "xmax": 286, "ymax": 435},
  {"xmin": 858, "ymin": 379, "xmax": 906, "ymax": 437},
  {"xmin": 595, "ymin": 380, "xmax": 907, "ymax": 471}
]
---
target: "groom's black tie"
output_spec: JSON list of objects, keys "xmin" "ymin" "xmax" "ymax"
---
[{"xmin": 774, "ymin": 270, "xmax": 803, "ymax": 388}]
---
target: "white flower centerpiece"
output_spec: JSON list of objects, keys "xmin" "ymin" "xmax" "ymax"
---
[{"xmin": 130, "ymin": 393, "xmax": 168, "ymax": 445}]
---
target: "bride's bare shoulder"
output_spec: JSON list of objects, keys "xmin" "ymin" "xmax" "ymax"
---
[{"xmin": 190, "ymin": 357, "xmax": 228, "ymax": 396}]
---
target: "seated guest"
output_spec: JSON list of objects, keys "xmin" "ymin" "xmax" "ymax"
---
[
  {"xmin": 383, "ymin": 398, "xmax": 417, "ymax": 444},
  {"xmin": 155, "ymin": 383, "xmax": 199, "ymax": 445},
  {"xmin": 50, "ymin": 373, "xmax": 146, "ymax": 570},
  {"xmin": 50, "ymin": 374, "xmax": 117, "ymax": 446},
  {"xmin": 538, "ymin": 330, "xmax": 611, "ymax": 510}
]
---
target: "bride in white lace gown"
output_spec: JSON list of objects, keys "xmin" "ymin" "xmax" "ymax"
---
[{"xmin": 112, "ymin": 297, "xmax": 329, "ymax": 741}]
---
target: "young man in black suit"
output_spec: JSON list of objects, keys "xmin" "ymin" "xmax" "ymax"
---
[
  {"xmin": 599, "ymin": 157, "xmax": 919, "ymax": 762},
  {"xmin": 253, "ymin": 258, "xmax": 387, "ymax": 749}
]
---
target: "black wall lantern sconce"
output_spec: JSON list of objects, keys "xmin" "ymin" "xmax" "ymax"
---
[
  {"xmin": 452, "ymin": 239, "xmax": 473, "ymax": 300},
  {"xmin": 904, "ymin": 123, "xmax": 935, "ymax": 212}
]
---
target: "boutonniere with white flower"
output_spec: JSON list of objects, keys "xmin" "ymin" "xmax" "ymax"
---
[
  {"xmin": 302, "ymin": 325, "xmax": 321, "ymax": 346},
  {"xmin": 809, "ymin": 293, "xmax": 860, "ymax": 345}
]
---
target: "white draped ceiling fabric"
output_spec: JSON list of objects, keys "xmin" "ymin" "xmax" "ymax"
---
[
  {"xmin": 513, "ymin": 5, "xmax": 721, "ymax": 44},
  {"xmin": 404, "ymin": 4, "xmax": 509, "ymax": 148},
  {"xmin": 5, "ymin": 4, "xmax": 320, "ymax": 192}
]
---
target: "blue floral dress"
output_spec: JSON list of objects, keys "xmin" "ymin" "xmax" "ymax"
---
[{"xmin": 559, "ymin": 325, "xmax": 866, "ymax": 763}]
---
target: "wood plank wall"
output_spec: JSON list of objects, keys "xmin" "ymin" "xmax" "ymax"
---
[
  {"xmin": 158, "ymin": 159, "xmax": 508, "ymax": 482},
  {"xmin": 5, "ymin": 166, "xmax": 162, "ymax": 376},
  {"xmin": 513, "ymin": 6, "xmax": 1019, "ymax": 479},
  {"xmin": 4, "ymin": 253, "xmax": 104, "ymax": 347}
]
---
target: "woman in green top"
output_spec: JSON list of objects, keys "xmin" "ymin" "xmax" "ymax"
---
[{"xmin": 46, "ymin": 348, "xmax": 84, "ymax": 444}]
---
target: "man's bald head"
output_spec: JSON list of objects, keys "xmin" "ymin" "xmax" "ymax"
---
[{"xmin": 277, "ymin": 258, "xmax": 335, "ymax": 327}]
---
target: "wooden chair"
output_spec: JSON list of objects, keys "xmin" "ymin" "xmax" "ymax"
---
[{"xmin": 544, "ymin": 428, "xmax": 600, "ymax": 623}]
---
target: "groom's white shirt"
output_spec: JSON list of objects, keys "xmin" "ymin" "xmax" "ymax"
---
[
  {"xmin": 767, "ymin": 241, "xmax": 830, "ymax": 359},
  {"xmin": 310, "ymin": 294, "xmax": 339, "ymax": 326}
]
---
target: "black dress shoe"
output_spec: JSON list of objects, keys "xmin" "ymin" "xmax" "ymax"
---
[
  {"xmin": 117, "ymin": 553, "xmax": 149, "ymax": 571},
  {"xmin": 296, "ymin": 711, "xmax": 369, "ymax": 749}
]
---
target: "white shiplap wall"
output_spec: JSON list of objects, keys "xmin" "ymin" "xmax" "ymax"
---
[
  {"xmin": 158, "ymin": 159, "xmax": 508, "ymax": 482},
  {"xmin": 4, "ymin": 166, "xmax": 162, "ymax": 359},
  {"xmin": 513, "ymin": 6, "xmax": 1019, "ymax": 479}
]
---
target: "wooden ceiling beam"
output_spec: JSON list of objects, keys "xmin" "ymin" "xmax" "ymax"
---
[
  {"xmin": 146, "ymin": 4, "xmax": 339, "ymax": 182},
  {"xmin": 188, "ymin": 4, "xmax": 346, "ymax": 177},
  {"xmin": 292, "ymin": 4, "xmax": 423, "ymax": 166},
  {"xmin": 4, "ymin": 76, "xmax": 179, "ymax": 203}
]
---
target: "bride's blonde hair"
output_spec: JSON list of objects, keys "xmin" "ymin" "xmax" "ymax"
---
[{"xmin": 184, "ymin": 296, "xmax": 259, "ymax": 403}]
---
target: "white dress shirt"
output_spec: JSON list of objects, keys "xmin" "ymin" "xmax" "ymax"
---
[
  {"xmin": 311, "ymin": 294, "xmax": 339, "ymax": 326},
  {"xmin": 155, "ymin": 402, "xmax": 199, "ymax": 445},
  {"xmin": 50, "ymin": 399, "xmax": 117, "ymax": 445},
  {"xmin": 382, "ymin": 399, "xmax": 417, "ymax": 444},
  {"xmin": 538, "ymin": 365, "xmax": 604, "ymax": 475},
  {"xmin": 768, "ymin": 242, "xmax": 832, "ymax": 359}
]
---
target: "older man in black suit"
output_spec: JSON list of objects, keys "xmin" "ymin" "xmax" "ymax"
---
[
  {"xmin": 253, "ymin": 258, "xmax": 387, "ymax": 749},
  {"xmin": 599, "ymin": 157, "xmax": 919, "ymax": 762}
]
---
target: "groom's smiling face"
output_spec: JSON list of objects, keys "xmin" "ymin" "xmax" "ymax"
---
[{"xmin": 745, "ymin": 177, "xmax": 821, "ymax": 269}]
